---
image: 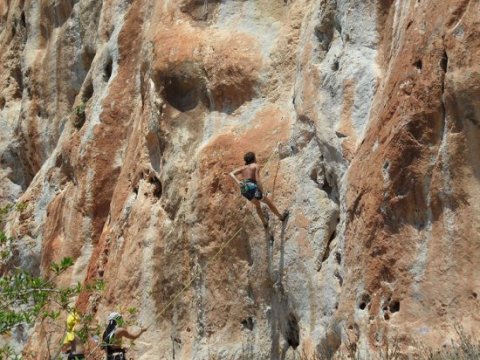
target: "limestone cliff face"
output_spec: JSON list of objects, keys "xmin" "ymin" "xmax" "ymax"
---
[{"xmin": 0, "ymin": 0, "xmax": 479, "ymax": 358}]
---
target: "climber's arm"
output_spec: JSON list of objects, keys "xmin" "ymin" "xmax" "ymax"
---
[
  {"xmin": 115, "ymin": 326, "xmax": 147, "ymax": 340},
  {"xmin": 229, "ymin": 166, "xmax": 244, "ymax": 186}
]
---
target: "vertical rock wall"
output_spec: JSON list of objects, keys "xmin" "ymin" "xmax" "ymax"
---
[{"xmin": 0, "ymin": 0, "xmax": 478, "ymax": 358}]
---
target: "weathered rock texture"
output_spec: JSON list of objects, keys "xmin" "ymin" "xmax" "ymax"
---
[{"xmin": 0, "ymin": 0, "xmax": 479, "ymax": 358}]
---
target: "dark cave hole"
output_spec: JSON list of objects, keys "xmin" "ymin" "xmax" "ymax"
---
[
  {"xmin": 149, "ymin": 175, "xmax": 162, "ymax": 198},
  {"xmin": 104, "ymin": 57, "xmax": 113, "ymax": 81},
  {"xmin": 0, "ymin": 96, "xmax": 5, "ymax": 110},
  {"xmin": 163, "ymin": 73, "xmax": 206, "ymax": 112},
  {"xmin": 334, "ymin": 271, "xmax": 343, "ymax": 286},
  {"xmin": 358, "ymin": 293, "xmax": 371, "ymax": 310},
  {"xmin": 285, "ymin": 313, "xmax": 300, "ymax": 349},
  {"xmin": 82, "ymin": 79, "xmax": 94, "ymax": 103},
  {"xmin": 241, "ymin": 317, "xmax": 254, "ymax": 331},
  {"xmin": 413, "ymin": 59, "xmax": 423, "ymax": 70},
  {"xmin": 322, "ymin": 174, "xmax": 339, "ymax": 204},
  {"xmin": 332, "ymin": 60, "xmax": 339, "ymax": 71},
  {"xmin": 473, "ymin": 292, "xmax": 478, "ymax": 299},
  {"xmin": 440, "ymin": 50, "xmax": 448, "ymax": 73},
  {"xmin": 20, "ymin": 11, "xmax": 26, "ymax": 27},
  {"xmin": 323, "ymin": 180, "xmax": 333, "ymax": 197},
  {"xmin": 390, "ymin": 300, "xmax": 400, "ymax": 313},
  {"xmin": 155, "ymin": 61, "xmax": 208, "ymax": 112},
  {"xmin": 335, "ymin": 252, "xmax": 341, "ymax": 264}
]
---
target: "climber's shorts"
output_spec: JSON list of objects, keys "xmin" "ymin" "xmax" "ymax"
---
[
  {"xmin": 240, "ymin": 179, "xmax": 263, "ymax": 201},
  {"xmin": 67, "ymin": 354, "xmax": 85, "ymax": 360}
]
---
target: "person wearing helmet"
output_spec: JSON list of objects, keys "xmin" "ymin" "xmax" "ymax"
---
[
  {"xmin": 102, "ymin": 312, "xmax": 147, "ymax": 360},
  {"xmin": 61, "ymin": 310, "xmax": 85, "ymax": 359}
]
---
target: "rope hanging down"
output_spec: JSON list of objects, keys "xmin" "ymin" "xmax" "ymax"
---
[
  {"xmin": 151, "ymin": 227, "xmax": 243, "ymax": 322},
  {"xmin": 85, "ymin": 228, "xmax": 243, "ymax": 357},
  {"xmin": 261, "ymin": 142, "xmax": 281, "ymax": 178}
]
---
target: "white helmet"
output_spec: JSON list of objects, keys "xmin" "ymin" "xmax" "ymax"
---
[{"xmin": 107, "ymin": 312, "xmax": 122, "ymax": 323}]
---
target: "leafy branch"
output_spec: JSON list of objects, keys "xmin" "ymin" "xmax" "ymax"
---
[{"xmin": 0, "ymin": 257, "xmax": 103, "ymax": 334}]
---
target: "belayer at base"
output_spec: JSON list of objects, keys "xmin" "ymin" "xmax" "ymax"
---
[{"xmin": 102, "ymin": 312, "xmax": 147, "ymax": 360}]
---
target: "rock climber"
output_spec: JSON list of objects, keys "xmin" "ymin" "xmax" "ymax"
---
[
  {"xmin": 61, "ymin": 309, "xmax": 85, "ymax": 360},
  {"xmin": 101, "ymin": 312, "xmax": 147, "ymax": 360},
  {"xmin": 229, "ymin": 151, "xmax": 288, "ymax": 228}
]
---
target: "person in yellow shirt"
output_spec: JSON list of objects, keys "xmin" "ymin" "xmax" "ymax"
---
[{"xmin": 61, "ymin": 310, "xmax": 85, "ymax": 360}]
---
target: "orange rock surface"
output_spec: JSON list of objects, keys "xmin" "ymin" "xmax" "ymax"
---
[{"xmin": 0, "ymin": 0, "xmax": 478, "ymax": 358}]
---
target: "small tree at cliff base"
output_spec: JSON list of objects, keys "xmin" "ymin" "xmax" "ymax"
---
[{"xmin": 0, "ymin": 203, "xmax": 104, "ymax": 358}]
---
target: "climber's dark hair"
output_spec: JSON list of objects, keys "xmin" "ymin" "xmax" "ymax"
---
[{"xmin": 244, "ymin": 152, "xmax": 256, "ymax": 165}]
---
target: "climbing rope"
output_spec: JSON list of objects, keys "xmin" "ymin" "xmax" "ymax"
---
[
  {"xmin": 270, "ymin": 155, "xmax": 281, "ymax": 202},
  {"xmin": 150, "ymin": 227, "xmax": 243, "ymax": 323},
  {"xmin": 83, "ymin": 227, "xmax": 243, "ymax": 358},
  {"xmin": 83, "ymin": 145, "xmax": 282, "ymax": 357},
  {"xmin": 261, "ymin": 142, "xmax": 281, "ymax": 178}
]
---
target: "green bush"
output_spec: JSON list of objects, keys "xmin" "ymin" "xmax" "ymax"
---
[{"xmin": 72, "ymin": 103, "xmax": 86, "ymax": 129}]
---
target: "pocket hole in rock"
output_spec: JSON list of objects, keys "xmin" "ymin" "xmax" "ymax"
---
[
  {"xmin": 335, "ymin": 252, "xmax": 341, "ymax": 264},
  {"xmin": 104, "ymin": 56, "xmax": 113, "ymax": 81},
  {"xmin": 331, "ymin": 60, "xmax": 339, "ymax": 71},
  {"xmin": 82, "ymin": 79, "xmax": 94, "ymax": 103},
  {"xmin": 358, "ymin": 293, "xmax": 371, "ymax": 310},
  {"xmin": 161, "ymin": 63, "xmax": 207, "ymax": 112},
  {"xmin": 440, "ymin": 50, "xmax": 448, "ymax": 73},
  {"xmin": 334, "ymin": 271, "xmax": 343, "ymax": 286},
  {"xmin": 241, "ymin": 317, "xmax": 254, "ymax": 331},
  {"xmin": 413, "ymin": 59, "xmax": 422, "ymax": 70},
  {"xmin": 149, "ymin": 175, "xmax": 162, "ymax": 198},
  {"xmin": 285, "ymin": 313, "xmax": 300, "ymax": 349},
  {"xmin": 390, "ymin": 300, "xmax": 400, "ymax": 313}
]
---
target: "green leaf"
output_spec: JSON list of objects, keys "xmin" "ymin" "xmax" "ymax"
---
[
  {"xmin": 0, "ymin": 231, "xmax": 7, "ymax": 244},
  {"xmin": 60, "ymin": 256, "xmax": 74, "ymax": 270}
]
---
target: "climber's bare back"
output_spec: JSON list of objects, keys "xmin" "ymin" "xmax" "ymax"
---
[{"xmin": 239, "ymin": 163, "xmax": 258, "ymax": 181}]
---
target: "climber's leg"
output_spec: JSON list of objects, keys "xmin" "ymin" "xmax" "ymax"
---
[
  {"xmin": 252, "ymin": 199, "xmax": 268, "ymax": 228},
  {"xmin": 261, "ymin": 196, "xmax": 288, "ymax": 221}
]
